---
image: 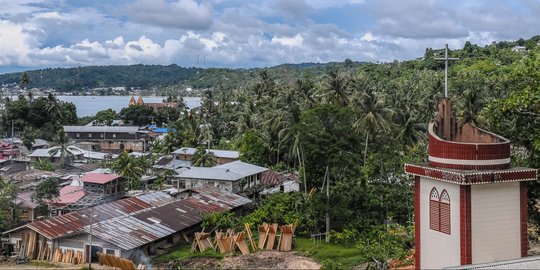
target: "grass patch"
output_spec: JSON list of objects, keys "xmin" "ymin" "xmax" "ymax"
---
[
  {"xmin": 152, "ymin": 242, "xmax": 224, "ymax": 265},
  {"xmin": 30, "ymin": 260, "xmax": 61, "ymax": 268},
  {"xmin": 294, "ymin": 237, "xmax": 367, "ymax": 270}
]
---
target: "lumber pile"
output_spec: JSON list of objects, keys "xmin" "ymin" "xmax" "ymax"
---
[
  {"xmin": 234, "ymin": 232, "xmax": 250, "ymax": 255},
  {"xmin": 19, "ymin": 232, "xmax": 38, "ymax": 259},
  {"xmin": 191, "ymin": 232, "xmax": 213, "ymax": 253},
  {"xmin": 265, "ymin": 224, "xmax": 278, "ymax": 250},
  {"xmin": 257, "ymin": 223, "xmax": 269, "ymax": 249},
  {"xmin": 51, "ymin": 248, "xmax": 84, "ymax": 264},
  {"xmin": 191, "ymin": 223, "xmax": 295, "ymax": 255},
  {"xmin": 97, "ymin": 252, "xmax": 142, "ymax": 269},
  {"xmin": 277, "ymin": 224, "xmax": 295, "ymax": 251}
]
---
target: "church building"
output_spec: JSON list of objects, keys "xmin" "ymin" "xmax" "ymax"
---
[{"xmin": 405, "ymin": 98, "xmax": 537, "ymax": 269}]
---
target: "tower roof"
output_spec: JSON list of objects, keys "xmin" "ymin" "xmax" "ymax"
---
[
  {"xmin": 137, "ymin": 96, "xmax": 144, "ymax": 105},
  {"xmin": 129, "ymin": 95, "xmax": 136, "ymax": 106}
]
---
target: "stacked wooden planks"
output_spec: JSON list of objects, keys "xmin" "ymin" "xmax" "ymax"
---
[
  {"xmin": 265, "ymin": 224, "xmax": 278, "ymax": 250},
  {"xmin": 51, "ymin": 248, "xmax": 84, "ymax": 264},
  {"xmin": 277, "ymin": 224, "xmax": 295, "ymax": 251},
  {"xmin": 97, "ymin": 252, "xmax": 140, "ymax": 269},
  {"xmin": 234, "ymin": 232, "xmax": 250, "ymax": 255},
  {"xmin": 257, "ymin": 223, "xmax": 269, "ymax": 249},
  {"xmin": 191, "ymin": 232, "xmax": 214, "ymax": 253}
]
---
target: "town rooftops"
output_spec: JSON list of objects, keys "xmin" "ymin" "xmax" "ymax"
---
[
  {"xmin": 80, "ymin": 173, "xmax": 122, "ymax": 184},
  {"xmin": 63, "ymin": 125, "xmax": 141, "ymax": 134},
  {"xmin": 29, "ymin": 146, "xmax": 85, "ymax": 158},
  {"xmin": 172, "ymin": 147, "xmax": 239, "ymax": 159},
  {"xmin": 4, "ymin": 192, "xmax": 174, "ymax": 239},
  {"xmin": 56, "ymin": 185, "xmax": 85, "ymax": 204},
  {"xmin": 176, "ymin": 161, "xmax": 268, "ymax": 181},
  {"xmin": 4, "ymin": 188, "xmax": 251, "ymax": 251}
]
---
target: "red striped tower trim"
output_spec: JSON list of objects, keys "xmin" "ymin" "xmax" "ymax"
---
[
  {"xmin": 520, "ymin": 182, "xmax": 528, "ymax": 257},
  {"xmin": 460, "ymin": 185, "xmax": 472, "ymax": 265},
  {"xmin": 414, "ymin": 176, "xmax": 421, "ymax": 270}
]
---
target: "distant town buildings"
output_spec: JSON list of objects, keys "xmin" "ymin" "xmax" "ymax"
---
[{"xmin": 129, "ymin": 96, "xmax": 177, "ymax": 112}]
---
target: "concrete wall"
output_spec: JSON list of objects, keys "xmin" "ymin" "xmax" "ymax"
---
[
  {"xmin": 471, "ymin": 182, "xmax": 521, "ymax": 263},
  {"xmin": 420, "ymin": 177, "xmax": 461, "ymax": 269}
]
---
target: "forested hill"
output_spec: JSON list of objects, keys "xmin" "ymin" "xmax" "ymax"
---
[{"xmin": 0, "ymin": 61, "xmax": 365, "ymax": 92}]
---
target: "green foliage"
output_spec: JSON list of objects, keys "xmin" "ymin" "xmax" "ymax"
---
[
  {"xmin": 294, "ymin": 237, "xmax": 366, "ymax": 270},
  {"xmin": 201, "ymin": 211, "xmax": 239, "ymax": 231},
  {"xmin": 112, "ymin": 151, "xmax": 143, "ymax": 190},
  {"xmin": 152, "ymin": 242, "xmax": 223, "ymax": 265},
  {"xmin": 119, "ymin": 105, "xmax": 156, "ymax": 126},
  {"xmin": 355, "ymin": 224, "xmax": 414, "ymax": 267},
  {"xmin": 93, "ymin": 108, "xmax": 118, "ymax": 125},
  {"xmin": 32, "ymin": 158, "xmax": 55, "ymax": 171},
  {"xmin": 191, "ymin": 146, "xmax": 217, "ymax": 167},
  {"xmin": 33, "ymin": 177, "xmax": 60, "ymax": 204},
  {"xmin": 243, "ymin": 192, "xmax": 305, "ymax": 228},
  {"xmin": 238, "ymin": 130, "xmax": 270, "ymax": 166},
  {"xmin": 1, "ymin": 95, "xmax": 77, "ymax": 141},
  {"xmin": 0, "ymin": 177, "xmax": 17, "ymax": 231}
]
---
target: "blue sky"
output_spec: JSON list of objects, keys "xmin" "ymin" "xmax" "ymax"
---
[{"xmin": 0, "ymin": 0, "xmax": 538, "ymax": 73}]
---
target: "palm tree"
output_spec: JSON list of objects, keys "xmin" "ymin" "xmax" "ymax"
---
[
  {"xmin": 321, "ymin": 69, "xmax": 350, "ymax": 106},
  {"xmin": 48, "ymin": 129, "xmax": 74, "ymax": 168},
  {"xmin": 456, "ymin": 88, "xmax": 485, "ymax": 126},
  {"xmin": 353, "ymin": 88, "xmax": 395, "ymax": 164},
  {"xmin": 112, "ymin": 151, "xmax": 143, "ymax": 190},
  {"xmin": 191, "ymin": 146, "xmax": 216, "ymax": 167},
  {"xmin": 20, "ymin": 72, "xmax": 31, "ymax": 89}
]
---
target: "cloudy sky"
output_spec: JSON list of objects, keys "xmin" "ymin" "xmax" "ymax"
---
[{"xmin": 0, "ymin": 0, "xmax": 539, "ymax": 73}]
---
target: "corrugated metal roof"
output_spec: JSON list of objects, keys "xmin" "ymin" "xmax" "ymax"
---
[
  {"xmin": 24, "ymin": 192, "xmax": 173, "ymax": 240},
  {"xmin": 29, "ymin": 146, "xmax": 85, "ymax": 158},
  {"xmin": 445, "ymin": 256, "xmax": 540, "ymax": 269},
  {"xmin": 172, "ymin": 147, "xmax": 239, "ymax": 159},
  {"xmin": 192, "ymin": 184, "xmax": 252, "ymax": 209},
  {"xmin": 63, "ymin": 125, "xmax": 141, "ymax": 133},
  {"xmin": 214, "ymin": 160, "xmax": 268, "ymax": 177},
  {"xmin": 175, "ymin": 167, "xmax": 244, "ymax": 181},
  {"xmin": 81, "ymin": 173, "xmax": 122, "ymax": 184},
  {"xmin": 86, "ymin": 196, "xmax": 228, "ymax": 250}
]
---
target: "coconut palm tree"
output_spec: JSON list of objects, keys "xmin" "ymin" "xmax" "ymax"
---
[
  {"xmin": 191, "ymin": 146, "xmax": 216, "ymax": 167},
  {"xmin": 112, "ymin": 151, "xmax": 144, "ymax": 190},
  {"xmin": 353, "ymin": 88, "xmax": 395, "ymax": 164},
  {"xmin": 320, "ymin": 69, "xmax": 350, "ymax": 107},
  {"xmin": 48, "ymin": 129, "xmax": 74, "ymax": 168}
]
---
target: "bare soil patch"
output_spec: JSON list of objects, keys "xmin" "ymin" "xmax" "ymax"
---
[{"xmin": 180, "ymin": 251, "xmax": 320, "ymax": 269}]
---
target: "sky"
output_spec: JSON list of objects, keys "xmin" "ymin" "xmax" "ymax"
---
[{"xmin": 0, "ymin": 0, "xmax": 539, "ymax": 73}]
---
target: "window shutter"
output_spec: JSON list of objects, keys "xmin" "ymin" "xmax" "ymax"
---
[
  {"xmin": 429, "ymin": 188, "xmax": 440, "ymax": 231},
  {"xmin": 439, "ymin": 190, "xmax": 451, "ymax": 234}
]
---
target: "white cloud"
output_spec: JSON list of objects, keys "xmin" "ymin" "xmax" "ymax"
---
[{"xmin": 271, "ymin": 34, "xmax": 303, "ymax": 47}]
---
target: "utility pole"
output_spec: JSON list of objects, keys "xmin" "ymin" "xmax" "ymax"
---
[
  {"xmin": 434, "ymin": 44, "xmax": 459, "ymax": 97},
  {"xmin": 325, "ymin": 166, "xmax": 330, "ymax": 242}
]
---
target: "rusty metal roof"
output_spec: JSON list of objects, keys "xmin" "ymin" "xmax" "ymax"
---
[
  {"xmin": 86, "ymin": 196, "xmax": 229, "ymax": 250},
  {"xmin": 191, "ymin": 184, "xmax": 252, "ymax": 209},
  {"xmin": 24, "ymin": 192, "xmax": 173, "ymax": 240}
]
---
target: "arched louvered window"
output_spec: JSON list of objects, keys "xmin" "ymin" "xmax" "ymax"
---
[
  {"xmin": 429, "ymin": 187, "xmax": 451, "ymax": 235},
  {"xmin": 439, "ymin": 190, "xmax": 451, "ymax": 234},
  {"xmin": 429, "ymin": 188, "xmax": 440, "ymax": 231}
]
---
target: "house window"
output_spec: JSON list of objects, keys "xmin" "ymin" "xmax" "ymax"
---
[
  {"xmin": 76, "ymin": 133, "xmax": 80, "ymax": 138},
  {"xmin": 112, "ymin": 134, "xmax": 117, "ymax": 138},
  {"xmin": 88, "ymin": 133, "xmax": 92, "ymax": 138},
  {"xmin": 106, "ymin": 249, "xmax": 116, "ymax": 256},
  {"xmin": 429, "ymin": 187, "xmax": 451, "ymax": 235}
]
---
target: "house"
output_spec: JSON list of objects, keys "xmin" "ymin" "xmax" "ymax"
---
[
  {"xmin": 172, "ymin": 147, "xmax": 239, "ymax": 165},
  {"xmin": 0, "ymin": 140, "xmax": 21, "ymax": 159},
  {"xmin": 2, "ymin": 189, "xmax": 250, "ymax": 264},
  {"xmin": 28, "ymin": 146, "xmax": 85, "ymax": 166},
  {"xmin": 80, "ymin": 173, "xmax": 126, "ymax": 196},
  {"xmin": 260, "ymin": 170, "xmax": 301, "ymax": 195},
  {"xmin": 129, "ymin": 96, "xmax": 177, "ymax": 112},
  {"xmin": 511, "ymin": 45, "xmax": 527, "ymax": 52},
  {"xmin": 444, "ymin": 256, "xmax": 540, "ymax": 269},
  {"xmin": 174, "ymin": 160, "xmax": 268, "ymax": 194},
  {"xmin": 63, "ymin": 125, "xmax": 149, "ymax": 153}
]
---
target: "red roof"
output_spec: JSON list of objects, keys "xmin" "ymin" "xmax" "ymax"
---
[
  {"xmin": 57, "ymin": 186, "xmax": 85, "ymax": 205},
  {"xmin": 81, "ymin": 173, "xmax": 122, "ymax": 184}
]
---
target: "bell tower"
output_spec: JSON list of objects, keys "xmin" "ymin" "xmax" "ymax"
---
[{"xmin": 405, "ymin": 98, "xmax": 536, "ymax": 269}]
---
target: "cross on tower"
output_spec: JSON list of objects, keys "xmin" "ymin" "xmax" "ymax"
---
[{"xmin": 434, "ymin": 44, "xmax": 459, "ymax": 98}]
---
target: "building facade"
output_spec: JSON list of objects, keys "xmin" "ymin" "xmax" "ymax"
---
[
  {"xmin": 63, "ymin": 126, "xmax": 148, "ymax": 153},
  {"xmin": 405, "ymin": 98, "xmax": 537, "ymax": 269}
]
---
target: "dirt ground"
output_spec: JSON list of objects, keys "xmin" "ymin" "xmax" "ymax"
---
[{"xmin": 178, "ymin": 251, "xmax": 321, "ymax": 269}]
